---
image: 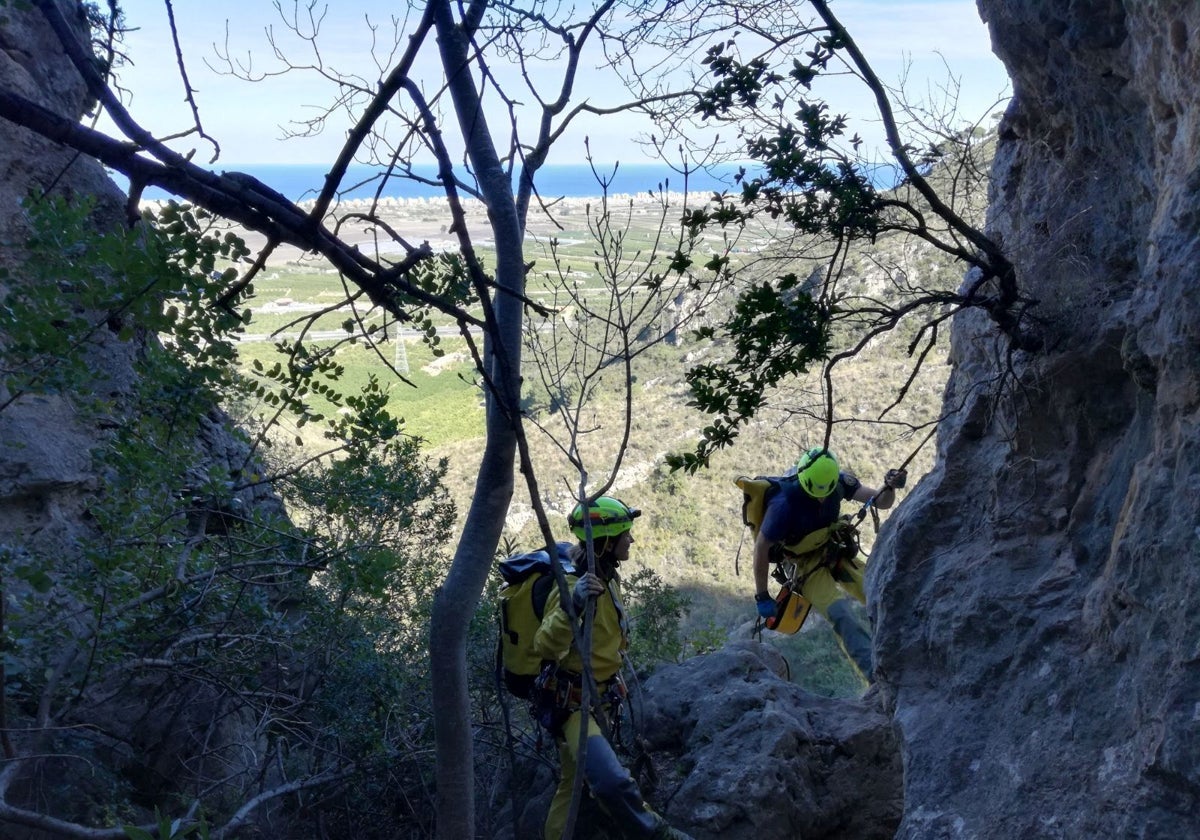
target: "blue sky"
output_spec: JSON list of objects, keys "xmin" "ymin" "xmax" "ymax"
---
[{"xmin": 106, "ymin": 1, "xmax": 1010, "ymax": 167}]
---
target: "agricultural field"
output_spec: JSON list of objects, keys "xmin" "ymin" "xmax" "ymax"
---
[{"xmin": 229, "ymin": 190, "xmax": 758, "ymax": 446}]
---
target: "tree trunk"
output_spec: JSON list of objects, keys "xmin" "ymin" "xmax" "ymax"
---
[{"xmin": 430, "ymin": 2, "xmax": 527, "ymax": 837}]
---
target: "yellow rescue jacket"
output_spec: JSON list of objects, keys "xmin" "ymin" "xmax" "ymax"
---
[{"xmin": 533, "ymin": 573, "xmax": 627, "ymax": 683}]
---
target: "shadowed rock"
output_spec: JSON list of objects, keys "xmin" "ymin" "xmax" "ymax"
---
[{"xmin": 641, "ymin": 640, "xmax": 901, "ymax": 840}]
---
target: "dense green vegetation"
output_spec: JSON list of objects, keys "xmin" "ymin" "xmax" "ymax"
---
[{"xmin": 0, "ymin": 199, "xmax": 461, "ymax": 836}]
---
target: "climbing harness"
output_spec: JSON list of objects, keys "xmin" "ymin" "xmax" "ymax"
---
[
  {"xmin": 755, "ymin": 514, "xmax": 863, "ymax": 636},
  {"xmin": 533, "ymin": 662, "xmax": 630, "ymax": 742}
]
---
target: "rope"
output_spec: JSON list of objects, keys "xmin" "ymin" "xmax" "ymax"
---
[
  {"xmin": 855, "ymin": 425, "xmax": 938, "ymax": 525},
  {"xmin": 733, "ymin": 523, "xmax": 746, "ymax": 577},
  {"xmin": 896, "ymin": 425, "xmax": 938, "ymax": 472}
]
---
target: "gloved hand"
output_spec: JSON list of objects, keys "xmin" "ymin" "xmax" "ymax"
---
[
  {"xmin": 572, "ymin": 572, "xmax": 605, "ymax": 613},
  {"xmin": 755, "ymin": 591, "xmax": 776, "ymax": 619},
  {"xmin": 884, "ymin": 468, "xmax": 908, "ymax": 489}
]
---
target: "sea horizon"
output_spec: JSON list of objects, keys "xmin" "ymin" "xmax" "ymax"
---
[
  {"xmin": 116, "ymin": 158, "xmax": 908, "ymax": 205},
  {"xmin": 124, "ymin": 161, "xmax": 760, "ymax": 204}
]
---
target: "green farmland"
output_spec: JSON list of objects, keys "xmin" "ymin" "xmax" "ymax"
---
[{"xmin": 233, "ymin": 193, "xmax": 736, "ymax": 447}]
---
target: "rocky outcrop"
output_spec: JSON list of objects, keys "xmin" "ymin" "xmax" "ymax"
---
[
  {"xmin": 869, "ymin": 2, "xmax": 1200, "ymax": 837},
  {"xmin": 642, "ymin": 640, "xmax": 902, "ymax": 839},
  {"xmin": 494, "ymin": 640, "xmax": 901, "ymax": 840}
]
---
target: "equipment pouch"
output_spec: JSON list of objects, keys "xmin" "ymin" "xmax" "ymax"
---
[{"xmin": 765, "ymin": 584, "xmax": 812, "ymax": 635}]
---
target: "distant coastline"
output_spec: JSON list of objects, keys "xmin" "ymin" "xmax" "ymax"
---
[
  {"xmin": 121, "ymin": 162, "xmax": 754, "ymax": 204},
  {"xmin": 127, "ymin": 162, "xmax": 747, "ymax": 266}
]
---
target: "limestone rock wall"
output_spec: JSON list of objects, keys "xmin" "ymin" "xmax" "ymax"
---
[{"xmin": 869, "ymin": 2, "xmax": 1200, "ymax": 836}]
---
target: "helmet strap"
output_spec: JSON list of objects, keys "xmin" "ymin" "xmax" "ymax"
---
[{"xmin": 576, "ymin": 536, "xmax": 619, "ymax": 578}]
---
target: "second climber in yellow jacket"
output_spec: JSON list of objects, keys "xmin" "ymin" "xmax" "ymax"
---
[
  {"xmin": 533, "ymin": 496, "xmax": 692, "ymax": 840},
  {"xmin": 752, "ymin": 446, "xmax": 906, "ymax": 681}
]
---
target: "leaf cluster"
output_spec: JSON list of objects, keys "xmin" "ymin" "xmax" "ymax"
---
[
  {"xmin": 669, "ymin": 274, "xmax": 830, "ymax": 473},
  {"xmin": 696, "ymin": 34, "xmax": 881, "ymax": 240},
  {"xmin": 0, "ymin": 198, "xmax": 250, "ymax": 404}
]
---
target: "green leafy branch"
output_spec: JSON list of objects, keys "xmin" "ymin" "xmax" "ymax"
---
[
  {"xmin": 667, "ymin": 274, "xmax": 830, "ymax": 473},
  {"xmin": 669, "ymin": 3, "xmax": 1033, "ymax": 470}
]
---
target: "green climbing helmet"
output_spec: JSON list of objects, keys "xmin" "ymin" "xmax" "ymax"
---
[
  {"xmin": 568, "ymin": 496, "xmax": 641, "ymax": 540},
  {"xmin": 796, "ymin": 447, "xmax": 840, "ymax": 499}
]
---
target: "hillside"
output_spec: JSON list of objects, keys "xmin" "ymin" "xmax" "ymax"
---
[{"xmin": 222, "ymin": 177, "xmax": 973, "ymax": 691}]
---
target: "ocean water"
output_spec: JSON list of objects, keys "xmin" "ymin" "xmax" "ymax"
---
[{"xmin": 127, "ymin": 162, "xmax": 754, "ymax": 203}]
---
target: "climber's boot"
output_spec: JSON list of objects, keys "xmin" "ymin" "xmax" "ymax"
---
[{"xmin": 583, "ymin": 734, "xmax": 662, "ymax": 836}]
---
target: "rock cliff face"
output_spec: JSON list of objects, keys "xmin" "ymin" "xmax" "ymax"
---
[
  {"xmin": 0, "ymin": 4, "xmax": 296, "ymax": 833},
  {"xmin": 870, "ymin": 2, "xmax": 1200, "ymax": 836},
  {"xmin": 0, "ymin": 1, "xmax": 130, "ymax": 560}
]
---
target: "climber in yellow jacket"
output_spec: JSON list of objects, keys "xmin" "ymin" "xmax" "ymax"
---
[
  {"xmin": 533, "ymin": 496, "xmax": 692, "ymax": 840},
  {"xmin": 752, "ymin": 447, "xmax": 906, "ymax": 680}
]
